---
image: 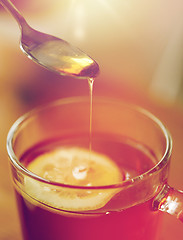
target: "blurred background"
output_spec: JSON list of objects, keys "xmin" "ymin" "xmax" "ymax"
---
[{"xmin": 0, "ymin": 0, "xmax": 183, "ymax": 239}]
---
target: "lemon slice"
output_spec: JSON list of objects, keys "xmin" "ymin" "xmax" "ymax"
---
[{"xmin": 24, "ymin": 147, "xmax": 122, "ymax": 212}]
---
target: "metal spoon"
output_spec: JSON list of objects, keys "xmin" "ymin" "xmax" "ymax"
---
[{"xmin": 0, "ymin": 0, "xmax": 99, "ymax": 79}]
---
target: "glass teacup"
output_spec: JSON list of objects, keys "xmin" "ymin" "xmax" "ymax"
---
[{"xmin": 7, "ymin": 97, "xmax": 183, "ymax": 240}]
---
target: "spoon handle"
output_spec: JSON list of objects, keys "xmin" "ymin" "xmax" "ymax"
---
[{"xmin": 0, "ymin": 0, "xmax": 28, "ymax": 30}]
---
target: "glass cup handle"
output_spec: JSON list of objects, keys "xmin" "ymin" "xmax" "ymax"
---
[{"xmin": 153, "ymin": 184, "xmax": 183, "ymax": 222}]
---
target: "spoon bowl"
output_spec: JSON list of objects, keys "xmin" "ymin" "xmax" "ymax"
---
[{"xmin": 0, "ymin": 0, "xmax": 99, "ymax": 79}]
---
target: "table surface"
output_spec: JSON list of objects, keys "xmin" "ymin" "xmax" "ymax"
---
[{"xmin": 0, "ymin": 42, "xmax": 183, "ymax": 240}]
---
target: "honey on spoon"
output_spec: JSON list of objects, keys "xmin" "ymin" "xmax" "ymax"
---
[{"xmin": 0, "ymin": 0, "xmax": 99, "ymax": 79}]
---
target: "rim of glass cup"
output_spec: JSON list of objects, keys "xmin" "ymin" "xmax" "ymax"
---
[{"xmin": 7, "ymin": 96, "xmax": 172, "ymax": 190}]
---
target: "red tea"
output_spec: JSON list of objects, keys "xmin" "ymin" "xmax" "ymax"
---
[{"xmin": 15, "ymin": 135, "xmax": 162, "ymax": 240}]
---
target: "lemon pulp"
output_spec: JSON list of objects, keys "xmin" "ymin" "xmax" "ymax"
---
[{"xmin": 25, "ymin": 147, "xmax": 122, "ymax": 211}]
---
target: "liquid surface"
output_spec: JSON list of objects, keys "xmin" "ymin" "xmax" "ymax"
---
[{"xmin": 20, "ymin": 136, "xmax": 157, "ymax": 212}]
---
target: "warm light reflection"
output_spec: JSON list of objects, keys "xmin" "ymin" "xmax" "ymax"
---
[
  {"xmin": 160, "ymin": 195, "xmax": 182, "ymax": 217},
  {"xmin": 57, "ymin": 56, "xmax": 94, "ymax": 75},
  {"xmin": 71, "ymin": 57, "xmax": 93, "ymax": 66}
]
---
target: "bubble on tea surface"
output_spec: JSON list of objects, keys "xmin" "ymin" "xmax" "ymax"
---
[{"xmin": 25, "ymin": 147, "xmax": 122, "ymax": 211}]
